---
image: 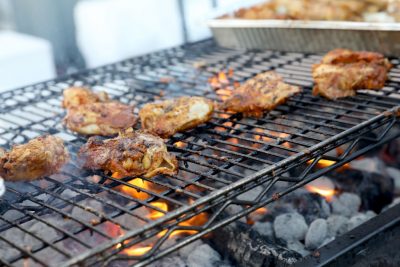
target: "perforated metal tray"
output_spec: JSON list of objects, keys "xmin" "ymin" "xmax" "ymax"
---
[{"xmin": 208, "ymin": 20, "xmax": 400, "ymax": 56}]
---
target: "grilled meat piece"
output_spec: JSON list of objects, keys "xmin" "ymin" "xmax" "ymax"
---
[
  {"xmin": 64, "ymin": 102, "xmax": 138, "ymax": 136},
  {"xmin": 62, "ymin": 87, "xmax": 109, "ymax": 109},
  {"xmin": 139, "ymin": 96, "xmax": 214, "ymax": 138},
  {"xmin": 234, "ymin": 0, "xmax": 369, "ymax": 21},
  {"xmin": 78, "ymin": 129, "xmax": 178, "ymax": 178},
  {"xmin": 312, "ymin": 49, "xmax": 392, "ymax": 100},
  {"xmin": 0, "ymin": 135, "xmax": 69, "ymax": 181},
  {"xmin": 221, "ymin": 71, "xmax": 302, "ymax": 117}
]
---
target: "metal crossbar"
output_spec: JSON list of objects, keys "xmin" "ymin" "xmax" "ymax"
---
[{"xmin": 0, "ymin": 40, "xmax": 399, "ymax": 267}]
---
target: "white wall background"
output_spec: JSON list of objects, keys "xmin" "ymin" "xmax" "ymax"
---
[{"xmin": 75, "ymin": 0, "xmax": 265, "ymax": 68}]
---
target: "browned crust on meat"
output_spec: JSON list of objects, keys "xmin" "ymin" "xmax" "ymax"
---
[
  {"xmin": 78, "ymin": 129, "xmax": 178, "ymax": 178},
  {"xmin": 64, "ymin": 102, "xmax": 138, "ymax": 136},
  {"xmin": 0, "ymin": 135, "xmax": 69, "ymax": 181},
  {"xmin": 139, "ymin": 96, "xmax": 214, "ymax": 138},
  {"xmin": 312, "ymin": 49, "xmax": 392, "ymax": 100},
  {"xmin": 221, "ymin": 71, "xmax": 302, "ymax": 117}
]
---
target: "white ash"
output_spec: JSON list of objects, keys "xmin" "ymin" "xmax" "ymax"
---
[
  {"xmin": 112, "ymin": 207, "xmax": 149, "ymax": 229},
  {"xmin": 320, "ymin": 199, "xmax": 331, "ymax": 217},
  {"xmin": 60, "ymin": 188, "xmax": 80, "ymax": 199},
  {"xmin": 178, "ymin": 240, "xmax": 204, "ymax": 260},
  {"xmin": 286, "ymin": 240, "xmax": 310, "ymax": 257},
  {"xmin": 274, "ymin": 213, "xmax": 308, "ymax": 242},
  {"xmin": 252, "ymin": 221, "xmax": 274, "ymax": 239},
  {"xmin": 387, "ymin": 167, "xmax": 400, "ymax": 194},
  {"xmin": 305, "ymin": 219, "xmax": 328, "ymax": 250},
  {"xmin": 0, "ymin": 218, "xmax": 61, "ymax": 261},
  {"xmin": 326, "ymin": 215, "xmax": 349, "ymax": 237},
  {"xmin": 186, "ymin": 243, "xmax": 222, "ymax": 267},
  {"xmin": 224, "ymin": 204, "xmax": 246, "ymax": 223},
  {"xmin": 237, "ymin": 186, "xmax": 264, "ymax": 202},
  {"xmin": 0, "ymin": 177, "xmax": 5, "ymax": 197},
  {"xmin": 346, "ymin": 211, "xmax": 377, "ymax": 231},
  {"xmin": 350, "ymin": 157, "xmax": 386, "ymax": 174},
  {"xmin": 70, "ymin": 199, "xmax": 104, "ymax": 224},
  {"xmin": 2, "ymin": 209, "xmax": 24, "ymax": 221},
  {"xmin": 331, "ymin": 193, "xmax": 361, "ymax": 218},
  {"xmin": 149, "ymin": 256, "xmax": 186, "ymax": 267}
]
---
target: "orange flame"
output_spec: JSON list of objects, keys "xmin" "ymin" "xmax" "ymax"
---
[
  {"xmin": 216, "ymin": 88, "xmax": 233, "ymax": 101},
  {"xmin": 158, "ymin": 212, "xmax": 208, "ymax": 238},
  {"xmin": 119, "ymin": 178, "xmax": 151, "ymax": 201},
  {"xmin": 208, "ymin": 70, "xmax": 235, "ymax": 91},
  {"xmin": 307, "ymin": 159, "xmax": 349, "ymax": 171},
  {"xmin": 247, "ymin": 207, "xmax": 268, "ymax": 225},
  {"xmin": 218, "ymin": 72, "xmax": 229, "ymax": 84},
  {"xmin": 174, "ymin": 141, "xmax": 186, "ymax": 148},
  {"xmin": 108, "ymin": 175, "xmax": 209, "ymax": 256},
  {"xmin": 305, "ymin": 184, "xmax": 336, "ymax": 202},
  {"xmin": 121, "ymin": 246, "xmax": 152, "ymax": 256},
  {"xmin": 304, "ymin": 177, "xmax": 336, "ymax": 202},
  {"xmin": 147, "ymin": 201, "xmax": 168, "ymax": 220}
]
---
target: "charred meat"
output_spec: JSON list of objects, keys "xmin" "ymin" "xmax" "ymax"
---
[
  {"xmin": 64, "ymin": 102, "xmax": 138, "ymax": 136},
  {"xmin": 139, "ymin": 96, "xmax": 214, "ymax": 138},
  {"xmin": 78, "ymin": 129, "xmax": 178, "ymax": 178},
  {"xmin": 0, "ymin": 135, "xmax": 69, "ymax": 181},
  {"xmin": 312, "ymin": 49, "xmax": 392, "ymax": 100},
  {"xmin": 221, "ymin": 71, "xmax": 302, "ymax": 117}
]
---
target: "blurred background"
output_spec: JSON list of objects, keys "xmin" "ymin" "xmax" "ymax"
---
[{"xmin": 0, "ymin": 0, "xmax": 263, "ymax": 92}]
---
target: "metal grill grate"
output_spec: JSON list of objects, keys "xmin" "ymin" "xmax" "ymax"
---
[{"xmin": 0, "ymin": 40, "xmax": 399, "ymax": 267}]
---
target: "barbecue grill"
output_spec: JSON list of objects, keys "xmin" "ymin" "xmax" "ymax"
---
[{"xmin": 0, "ymin": 39, "xmax": 399, "ymax": 267}]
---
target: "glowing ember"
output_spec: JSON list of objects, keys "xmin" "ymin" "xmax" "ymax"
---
[
  {"xmin": 122, "ymin": 246, "xmax": 152, "ymax": 256},
  {"xmin": 158, "ymin": 212, "xmax": 208, "ymax": 238},
  {"xmin": 119, "ymin": 178, "xmax": 151, "ymax": 201},
  {"xmin": 208, "ymin": 70, "xmax": 237, "ymax": 94},
  {"xmin": 148, "ymin": 201, "xmax": 168, "ymax": 220},
  {"xmin": 247, "ymin": 207, "xmax": 268, "ymax": 225},
  {"xmin": 307, "ymin": 159, "xmax": 350, "ymax": 170},
  {"xmin": 305, "ymin": 177, "xmax": 336, "ymax": 202},
  {"xmin": 174, "ymin": 141, "xmax": 187, "ymax": 148},
  {"xmin": 218, "ymin": 72, "xmax": 229, "ymax": 84},
  {"xmin": 253, "ymin": 128, "xmax": 273, "ymax": 143},
  {"xmin": 216, "ymin": 88, "xmax": 233, "ymax": 101}
]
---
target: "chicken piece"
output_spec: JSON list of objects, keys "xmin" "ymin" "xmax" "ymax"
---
[
  {"xmin": 62, "ymin": 87, "xmax": 109, "ymax": 109},
  {"xmin": 234, "ymin": 0, "xmax": 366, "ymax": 21},
  {"xmin": 64, "ymin": 102, "xmax": 138, "ymax": 136},
  {"xmin": 221, "ymin": 71, "xmax": 302, "ymax": 117},
  {"xmin": 139, "ymin": 96, "xmax": 214, "ymax": 138},
  {"xmin": 78, "ymin": 129, "xmax": 178, "ymax": 178},
  {"xmin": 0, "ymin": 135, "xmax": 69, "ymax": 182},
  {"xmin": 312, "ymin": 49, "xmax": 392, "ymax": 100}
]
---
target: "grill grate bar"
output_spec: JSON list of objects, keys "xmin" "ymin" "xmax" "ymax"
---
[
  {"xmin": 5, "ymin": 187, "xmax": 112, "ymax": 239},
  {"xmin": 0, "ymin": 40, "xmax": 399, "ymax": 266}
]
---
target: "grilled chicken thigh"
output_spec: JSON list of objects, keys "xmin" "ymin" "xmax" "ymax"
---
[
  {"xmin": 221, "ymin": 71, "xmax": 302, "ymax": 117},
  {"xmin": 139, "ymin": 96, "xmax": 214, "ymax": 138},
  {"xmin": 64, "ymin": 102, "xmax": 138, "ymax": 136},
  {"xmin": 78, "ymin": 129, "xmax": 178, "ymax": 178},
  {"xmin": 0, "ymin": 135, "xmax": 69, "ymax": 181},
  {"xmin": 312, "ymin": 49, "xmax": 392, "ymax": 100},
  {"xmin": 62, "ymin": 87, "xmax": 109, "ymax": 109}
]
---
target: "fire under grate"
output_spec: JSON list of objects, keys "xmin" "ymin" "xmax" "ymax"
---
[{"xmin": 0, "ymin": 40, "xmax": 400, "ymax": 267}]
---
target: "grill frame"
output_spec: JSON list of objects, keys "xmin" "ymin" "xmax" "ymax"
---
[{"xmin": 0, "ymin": 40, "xmax": 399, "ymax": 267}]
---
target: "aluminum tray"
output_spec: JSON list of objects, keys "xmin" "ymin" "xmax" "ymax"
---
[{"xmin": 208, "ymin": 20, "xmax": 400, "ymax": 55}]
